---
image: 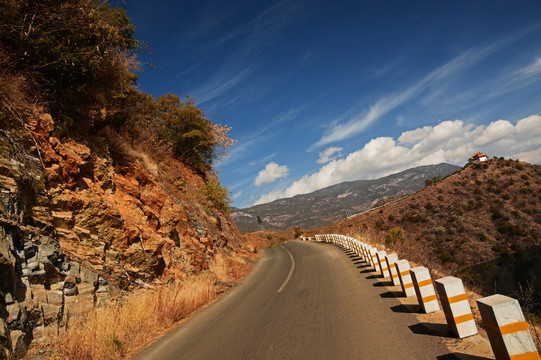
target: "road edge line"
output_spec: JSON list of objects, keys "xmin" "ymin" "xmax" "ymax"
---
[{"xmin": 277, "ymin": 245, "xmax": 295, "ymax": 293}]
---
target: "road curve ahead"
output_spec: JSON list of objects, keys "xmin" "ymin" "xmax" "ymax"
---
[{"xmin": 133, "ymin": 240, "xmax": 450, "ymax": 360}]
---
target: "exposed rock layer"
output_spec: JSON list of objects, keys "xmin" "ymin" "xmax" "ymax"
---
[{"xmin": 0, "ymin": 113, "xmax": 244, "ymax": 358}]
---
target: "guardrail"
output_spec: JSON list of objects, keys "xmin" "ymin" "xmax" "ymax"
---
[{"xmin": 313, "ymin": 234, "xmax": 540, "ymax": 360}]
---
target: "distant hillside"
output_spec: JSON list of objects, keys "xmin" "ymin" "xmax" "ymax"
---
[
  {"xmin": 232, "ymin": 163, "xmax": 460, "ymax": 231},
  {"xmin": 324, "ymin": 158, "xmax": 541, "ymax": 274}
]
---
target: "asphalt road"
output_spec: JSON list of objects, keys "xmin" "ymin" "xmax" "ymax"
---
[{"xmin": 133, "ymin": 240, "xmax": 452, "ymax": 360}]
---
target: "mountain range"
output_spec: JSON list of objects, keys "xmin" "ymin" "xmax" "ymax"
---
[{"xmin": 231, "ymin": 163, "xmax": 461, "ymax": 231}]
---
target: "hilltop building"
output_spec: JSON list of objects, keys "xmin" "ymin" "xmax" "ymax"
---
[{"xmin": 471, "ymin": 152, "xmax": 488, "ymax": 162}]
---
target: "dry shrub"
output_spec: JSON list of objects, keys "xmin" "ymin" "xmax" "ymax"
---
[
  {"xmin": 54, "ymin": 277, "xmax": 216, "ymax": 360},
  {"xmin": 210, "ymin": 251, "xmax": 251, "ymax": 283}
]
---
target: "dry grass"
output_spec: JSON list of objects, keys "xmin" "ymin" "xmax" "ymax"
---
[
  {"xmin": 33, "ymin": 250, "xmax": 256, "ymax": 360},
  {"xmin": 209, "ymin": 250, "xmax": 252, "ymax": 284},
  {"xmin": 323, "ymin": 158, "xmax": 541, "ymax": 273},
  {"xmin": 48, "ymin": 276, "xmax": 216, "ymax": 360}
]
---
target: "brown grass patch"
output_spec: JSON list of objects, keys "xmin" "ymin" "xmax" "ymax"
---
[
  {"xmin": 210, "ymin": 250, "xmax": 252, "ymax": 284},
  {"xmin": 47, "ymin": 276, "xmax": 216, "ymax": 360}
]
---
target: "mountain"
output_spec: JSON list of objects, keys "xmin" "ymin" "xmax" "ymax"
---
[
  {"xmin": 231, "ymin": 163, "xmax": 461, "ymax": 231},
  {"xmin": 320, "ymin": 158, "xmax": 541, "ymax": 275}
]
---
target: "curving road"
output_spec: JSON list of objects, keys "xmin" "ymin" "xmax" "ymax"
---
[{"xmin": 133, "ymin": 240, "xmax": 451, "ymax": 360}]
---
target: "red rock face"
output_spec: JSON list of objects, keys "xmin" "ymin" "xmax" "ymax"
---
[
  {"xmin": 1, "ymin": 111, "xmax": 248, "ymax": 356},
  {"xmin": 32, "ymin": 114, "xmax": 243, "ymax": 281}
]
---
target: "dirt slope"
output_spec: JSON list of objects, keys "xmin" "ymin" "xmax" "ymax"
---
[{"xmin": 321, "ymin": 158, "xmax": 541, "ymax": 272}]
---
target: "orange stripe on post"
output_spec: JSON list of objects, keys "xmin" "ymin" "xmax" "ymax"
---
[
  {"xmin": 422, "ymin": 294, "xmax": 437, "ymax": 303},
  {"xmin": 404, "ymin": 283, "xmax": 414, "ymax": 289},
  {"xmin": 500, "ymin": 321, "xmax": 529, "ymax": 335},
  {"xmin": 484, "ymin": 320, "xmax": 530, "ymax": 335},
  {"xmin": 392, "ymin": 274, "xmax": 398, "ymax": 278},
  {"xmin": 510, "ymin": 351, "xmax": 541, "ymax": 360},
  {"xmin": 448, "ymin": 293, "xmax": 468, "ymax": 304},
  {"xmin": 400, "ymin": 271, "xmax": 409, "ymax": 276},
  {"xmin": 417, "ymin": 279, "xmax": 433, "ymax": 287},
  {"xmin": 454, "ymin": 313, "xmax": 474, "ymax": 324}
]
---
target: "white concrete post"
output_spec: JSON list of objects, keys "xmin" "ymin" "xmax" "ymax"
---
[
  {"xmin": 369, "ymin": 247, "xmax": 378, "ymax": 269},
  {"xmin": 435, "ymin": 276, "xmax": 477, "ymax": 338},
  {"xmin": 376, "ymin": 251, "xmax": 389, "ymax": 277},
  {"xmin": 365, "ymin": 245, "xmax": 372, "ymax": 264},
  {"xmin": 410, "ymin": 266, "xmax": 440, "ymax": 313},
  {"xmin": 359, "ymin": 243, "xmax": 366, "ymax": 261},
  {"xmin": 396, "ymin": 260, "xmax": 416, "ymax": 297},
  {"xmin": 385, "ymin": 254, "xmax": 400, "ymax": 285},
  {"xmin": 477, "ymin": 294, "xmax": 540, "ymax": 360}
]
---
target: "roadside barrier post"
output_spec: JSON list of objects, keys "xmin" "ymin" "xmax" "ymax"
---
[
  {"xmin": 410, "ymin": 266, "xmax": 440, "ymax": 313},
  {"xmin": 396, "ymin": 260, "xmax": 415, "ymax": 297},
  {"xmin": 477, "ymin": 294, "xmax": 540, "ymax": 360},
  {"xmin": 365, "ymin": 245, "xmax": 373, "ymax": 265},
  {"xmin": 376, "ymin": 251, "xmax": 389, "ymax": 277},
  {"xmin": 435, "ymin": 276, "xmax": 477, "ymax": 338},
  {"xmin": 385, "ymin": 254, "xmax": 400, "ymax": 285},
  {"xmin": 369, "ymin": 247, "xmax": 378, "ymax": 269}
]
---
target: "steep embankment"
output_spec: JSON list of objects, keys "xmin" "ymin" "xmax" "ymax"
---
[
  {"xmin": 324, "ymin": 158, "xmax": 541, "ymax": 273},
  {"xmin": 0, "ymin": 113, "xmax": 249, "ymax": 358},
  {"xmin": 232, "ymin": 163, "xmax": 460, "ymax": 231}
]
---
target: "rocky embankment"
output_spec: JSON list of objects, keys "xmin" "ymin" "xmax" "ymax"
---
[{"xmin": 0, "ymin": 112, "xmax": 245, "ymax": 358}]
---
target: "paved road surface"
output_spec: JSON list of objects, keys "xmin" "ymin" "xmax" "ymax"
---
[{"xmin": 133, "ymin": 240, "xmax": 452, "ymax": 359}]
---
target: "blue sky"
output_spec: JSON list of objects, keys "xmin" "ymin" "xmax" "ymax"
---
[{"xmin": 118, "ymin": 0, "xmax": 541, "ymax": 208}]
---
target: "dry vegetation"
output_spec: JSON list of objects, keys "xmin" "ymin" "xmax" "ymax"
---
[
  {"xmin": 323, "ymin": 158, "xmax": 541, "ymax": 273},
  {"xmin": 36, "ymin": 249, "xmax": 255, "ymax": 360},
  {"xmin": 45, "ymin": 277, "xmax": 216, "ymax": 360},
  {"xmin": 310, "ymin": 157, "xmax": 541, "ymax": 350},
  {"xmin": 242, "ymin": 228, "xmax": 300, "ymax": 252}
]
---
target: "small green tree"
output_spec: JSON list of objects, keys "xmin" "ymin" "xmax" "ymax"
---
[
  {"xmin": 203, "ymin": 179, "xmax": 231, "ymax": 213},
  {"xmin": 385, "ymin": 227, "xmax": 405, "ymax": 246},
  {"xmin": 156, "ymin": 94, "xmax": 216, "ymax": 173}
]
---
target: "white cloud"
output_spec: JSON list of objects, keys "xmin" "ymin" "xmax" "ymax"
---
[
  {"xmin": 522, "ymin": 57, "xmax": 541, "ymax": 75},
  {"xmin": 254, "ymin": 162, "xmax": 290, "ymax": 186},
  {"xmin": 317, "ymin": 147, "xmax": 343, "ymax": 164},
  {"xmin": 254, "ymin": 115, "xmax": 541, "ymax": 205},
  {"xmin": 189, "ymin": 0, "xmax": 306, "ymax": 105},
  {"xmin": 311, "ymin": 30, "xmax": 535, "ymax": 149},
  {"xmin": 232, "ymin": 190, "xmax": 243, "ymax": 200}
]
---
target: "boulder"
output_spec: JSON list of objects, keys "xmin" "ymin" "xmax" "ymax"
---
[
  {"xmin": 41, "ymin": 303, "xmax": 61, "ymax": 326},
  {"xmin": 0, "ymin": 318, "xmax": 11, "ymax": 354},
  {"xmin": 10, "ymin": 330, "xmax": 30, "ymax": 358},
  {"xmin": 46, "ymin": 290, "xmax": 63, "ymax": 307}
]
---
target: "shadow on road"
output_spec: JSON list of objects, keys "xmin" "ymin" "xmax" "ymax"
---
[
  {"xmin": 372, "ymin": 281, "xmax": 393, "ymax": 287},
  {"xmin": 366, "ymin": 274, "xmax": 379, "ymax": 279},
  {"xmin": 391, "ymin": 304, "xmax": 421, "ymax": 313},
  {"xmin": 437, "ymin": 353, "xmax": 493, "ymax": 360},
  {"xmin": 409, "ymin": 323, "xmax": 454, "ymax": 338},
  {"xmin": 380, "ymin": 291, "xmax": 404, "ymax": 298}
]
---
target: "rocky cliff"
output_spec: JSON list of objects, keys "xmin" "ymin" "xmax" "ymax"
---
[{"xmin": 0, "ymin": 112, "xmax": 245, "ymax": 358}]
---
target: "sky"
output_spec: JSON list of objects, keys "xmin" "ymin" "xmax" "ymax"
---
[{"xmin": 116, "ymin": 0, "xmax": 541, "ymax": 208}]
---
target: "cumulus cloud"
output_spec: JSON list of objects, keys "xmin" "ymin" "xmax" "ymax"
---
[
  {"xmin": 254, "ymin": 115, "xmax": 541, "ymax": 205},
  {"xmin": 317, "ymin": 147, "xmax": 343, "ymax": 164},
  {"xmin": 254, "ymin": 162, "xmax": 290, "ymax": 186}
]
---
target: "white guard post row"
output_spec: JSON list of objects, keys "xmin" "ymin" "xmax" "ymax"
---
[{"xmin": 315, "ymin": 233, "xmax": 540, "ymax": 359}]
